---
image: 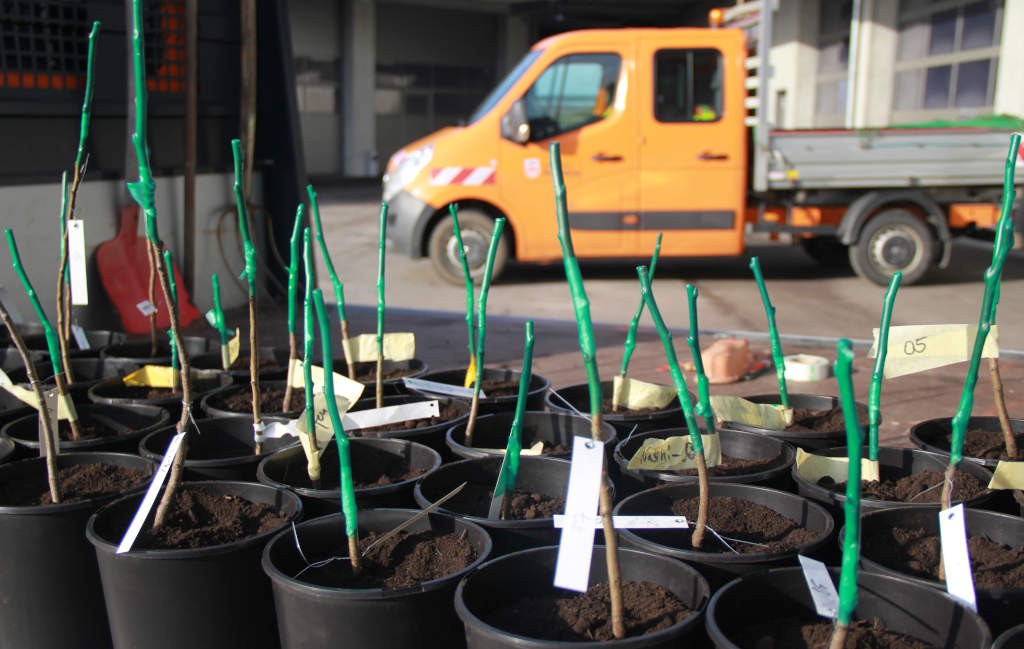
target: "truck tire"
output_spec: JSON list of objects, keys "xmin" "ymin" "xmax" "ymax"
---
[
  {"xmin": 427, "ymin": 208, "xmax": 510, "ymax": 286},
  {"xmin": 849, "ymin": 209, "xmax": 935, "ymax": 286}
]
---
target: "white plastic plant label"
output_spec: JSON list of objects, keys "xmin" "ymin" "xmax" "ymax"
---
[
  {"xmin": 798, "ymin": 555, "xmax": 839, "ymax": 618},
  {"xmin": 117, "ymin": 431, "xmax": 186, "ymax": 554},
  {"xmin": 553, "ymin": 515, "xmax": 688, "ymax": 529},
  {"xmin": 71, "ymin": 324, "xmax": 90, "ymax": 350},
  {"xmin": 68, "ymin": 219, "xmax": 89, "ymax": 305},
  {"xmin": 553, "ymin": 436, "xmax": 605, "ymax": 592},
  {"xmin": 343, "ymin": 400, "xmax": 439, "ymax": 431},
  {"xmin": 136, "ymin": 300, "xmax": 157, "ymax": 316},
  {"xmin": 938, "ymin": 504, "xmax": 977, "ymax": 612},
  {"xmin": 402, "ymin": 377, "xmax": 482, "ymax": 399}
]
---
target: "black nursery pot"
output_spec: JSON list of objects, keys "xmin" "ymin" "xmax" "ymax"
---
[
  {"xmin": 2, "ymin": 403, "xmax": 170, "ymax": 454},
  {"xmin": 263, "ymin": 508, "xmax": 492, "ymax": 649},
  {"xmin": 201, "ymin": 379, "xmax": 302, "ymax": 419},
  {"xmin": 257, "ymin": 437, "xmax": 442, "ymax": 517},
  {"xmin": 706, "ymin": 566, "xmax": 991, "ymax": 648},
  {"xmin": 351, "ymin": 358, "xmax": 429, "ymax": 394},
  {"xmin": 21, "ymin": 328, "xmax": 127, "ymax": 359},
  {"xmin": 190, "ymin": 346, "xmax": 290, "ymax": 382},
  {"xmin": 99, "ymin": 335, "xmax": 215, "ymax": 364},
  {"xmin": 545, "ymin": 380, "xmax": 689, "ymax": 437},
  {"xmin": 5, "ymin": 356, "xmax": 142, "ymax": 393},
  {"xmin": 859, "ymin": 506, "xmax": 1024, "ymax": 636},
  {"xmin": 348, "ymin": 393, "xmax": 469, "ymax": 458},
  {"xmin": 87, "ymin": 480, "xmax": 302, "ymax": 649},
  {"xmin": 0, "ymin": 437, "xmax": 13, "ymax": 464},
  {"xmin": 614, "ymin": 482, "xmax": 834, "ymax": 589},
  {"xmin": 410, "ymin": 367, "xmax": 550, "ymax": 413},
  {"xmin": 993, "ymin": 624, "xmax": 1024, "ymax": 649},
  {"xmin": 455, "ymin": 545, "xmax": 711, "ymax": 649},
  {"xmin": 0, "ymin": 452, "xmax": 156, "ymax": 649},
  {"xmin": 717, "ymin": 393, "xmax": 866, "ymax": 450},
  {"xmin": 614, "ymin": 428, "xmax": 796, "ymax": 497},
  {"xmin": 910, "ymin": 416, "xmax": 1024, "ymax": 466},
  {"xmin": 139, "ymin": 416, "xmax": 295, "ymax": 482},
  {"xmin": 88, "ymin": 372, "xmax": 233, "ymax": 419},
  {"xmin": 446, "ymin": 410, "xmax": 617, "ymax": 461},
  {"xmin": 414, "ymin": 455, "xmax": 608, "ymax": 557}
]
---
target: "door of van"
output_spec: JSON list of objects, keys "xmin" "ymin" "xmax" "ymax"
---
[
  {"xmin": 498, "ymin": 35, "xmax": 638, "ymax": 261},
  {"xmin": 637, "ymin": 31, "xmax": 747, "ymax": 258}
]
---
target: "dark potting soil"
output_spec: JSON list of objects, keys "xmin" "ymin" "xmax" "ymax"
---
[
  {"xmin": 529, "ymin": 440, "xmax": 571, "ymax": 457},
  {"xmin": 208, "ymin": 386, "xmax": 304, "ymax": 415},
  {"xmin": 0, "ymin": 462, "xmax": 149, "ymax": 506},
  {"xmin": 483, "ymin": 580, "xmax": 692, "ymax": 642},
  {"xmin": 353, "ymin": 365, "xmax": 418, "ymax": 383},
  {"xmin": 669, "ymin": 495, "xmax": 821, "ymax": 554},
  {"xmin": 672, "ymin": 453, "xmax": 780, "ymax": 477},
  {"xmin": 227, "ymin": 354, "xmax": 279, "ymax": 371},
  {"xmin": 101, "ymin": 378, "xmax": 220, "ymax": 400},
  {"xmin": 730, "ymin": 615, "xmax": 936, "ymax": 649},
  {"xmin": 600, "ymin": 397, "xmax": 673, "ymax": 416},
  {"xmin": 480, "ymin": 379, "xmax": 520, "ymax": 398},
  {"xmin": 56, "ymin": 419, "xmax": 121, "ymax": 441},
  {"xmin": 134, "ymin": 487, "xmax": 288, "ymax": 550},
  {"xmin": 818, "ymin": 469, "xmax": 986, "ymax": 503},
  {"xmin": 863, "ymin": 525, "xmax": 1024, "ymax": 589},
  {"xmin": 442, "ymin": 482, "xmax": 564, "ymax": 519},
  {"xmin": 295, "ymin": 528, "xmax": 478, "ymax": 589},
  {"xmin": 277, "ymin": 445, "xmax": 424, "ymax": 490},
  {"xmin": 355, "ymin": 402, "xmax": 463, "ymax": 433},
  {"xmin": 938, "ymin": 425, "xmax": 1024, "ymax": 461},
  {"xmin": 786, "ymin": 405, "xmax": 867, "ymax": 433}
]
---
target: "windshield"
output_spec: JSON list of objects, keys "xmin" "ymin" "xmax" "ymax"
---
[{"xmin": 467, "ymin": 49, "xmax": 544, "ymax": 125}]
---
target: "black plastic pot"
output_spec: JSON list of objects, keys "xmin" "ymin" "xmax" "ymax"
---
[
  {"xmin": 993, "ymin": 624, "xmax": 1024, "ymax": 649},
  {"xmin": 351, "ymin": 358, "xmax": 429, "ymax": 394},
  {"xmin": 0, "ymin": 437, "xmax": 13, "ymax": 464},
  {"xmin": 792, "ymin": 446, "xmax": 994, "ymax": 515},
  {"xmin": 455, "ymin": 545, "xmax": 711, "ymax": 649},
  {"xmin": 614, "ymin": 428, "xmax": 796, "ymax": 497},
  {"xmin": 859, "ymin": 506, "xmax": 1024, "ymax": 636},
  {"xmin": 99, "ymin": 335, "xmax": 215, "ymax": 364},
  {"xmin": 1, "ymin": 343, "xmax": 47, "ymax": 371},
  {"xmin": 2, "ymin": 402, "xmax": 170, "ymax": 454},
  {"xmin": 201, "ymin": 379, "xmax": 302, "ymax": 419},
  {"xmin": 20, "ymin": 329, "xmax": 127, "ymax": 359},
  {"xmin": 706, "ymin": 566, "xmax": 991, "ymax": 648},
  {"xmin": 614, "ymin": 482, "xmax": 834, "ymax": 589},
  {"xmin": 264, "ymin": 507, "xmax": 491, "ymax": 649},
  {"xmin": 348, "ymin": 393, "xmax": 470, "ymax": 458},
  {"xmin": 87, "ymin": 480, "xmax": 302, "ymax": 649},
  {"xmin": 4, "ymin": 356, "xmax": 144, "ymax": 393},
  {"xmin": 910, "ymin": 417, "xmax": 1024, "ymax": 466},
  {"xmin": 139, "ymin": 416, "xmax": 295, "ymax": 482},
  {"xmin": 88, "ymin": 372, "xmax": 233, "ymax": 419},
  {"xmin": 0, "ymin": 452, "xmax": 156, "ymax": 649},
  {"xmin": 257, "ymin": 437, "xmax": 442, "ymax": 517},
  {"xmin": 415, "ymin": 455, "xmax": 609, "ymax": 557},
  {"xmin": 446, "ymin": 410, "xmax": 616, "ymax": 461},
  {"xmin": 190, "ymin": 346, "xmax": 290, "ymax": 382},
  {"xmin": 545, "ymin": 380, "xmax": 689, "ymax": 438},
  {"xmin": 410, "ymin": 367, "xmax": 550, "ymax": 414},
  {"xmin": 717, "ymin": 393, "xmax": 867, "ymax": 450}
]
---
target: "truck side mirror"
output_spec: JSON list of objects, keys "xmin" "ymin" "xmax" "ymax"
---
[{"xmin": 501, "ymin": 99, "xmax": 530, "ymax": 145}]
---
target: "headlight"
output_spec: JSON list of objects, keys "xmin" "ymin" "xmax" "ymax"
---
[{"xmin": 382, "ymin": 144, "xmax": 433, "ymax": 202}]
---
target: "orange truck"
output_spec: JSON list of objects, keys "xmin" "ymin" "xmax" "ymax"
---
[{"xmin": 382, "ymin": 13, "xmax": 1017, "ymax": 286}]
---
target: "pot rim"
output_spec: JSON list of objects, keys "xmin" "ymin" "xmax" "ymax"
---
[
  {"xmin": 717, "ymin": 392, "xmax": 868, "ymax": 440},
  {"xmin": 414, "ymin": 367, "xmax": 550, "ymax": 403},
  {"xmin": 138, "ymin": 416, "xmax": 295, "ymax": 468},
  {"xmin": 445, "ymin": 410, "xmax": 616, "ymax": 458},
  {"xmin": 909, "ymin": 416, "xmax": 1024, "ymax": 468},
  {"xmin": 1, "ymin": 402, "xmax": 171, "ymax": 450},
  {"xmin": 545, "ymin": 380, "xmax": 685, "ymax": 422}
]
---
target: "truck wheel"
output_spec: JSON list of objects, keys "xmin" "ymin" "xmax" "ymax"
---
[
  {"xmin": 849, "ymin": 209, "xmax": 935, "ymax": 286},
  {"xmin": 800, "ymin": 236, "xmax": 850, "ymax": 268},
  {"xmin": 427, "ymin": 208, "xmax": 509, "ymax": 286}
]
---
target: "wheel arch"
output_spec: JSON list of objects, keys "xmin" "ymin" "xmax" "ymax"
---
[
  {"xmin": 837, "ymin": 190, "xmax": 951, "ymax": 269},
  {"xmin": 418, "ymin": 199, "xmax": 516, "ymax": 259}
]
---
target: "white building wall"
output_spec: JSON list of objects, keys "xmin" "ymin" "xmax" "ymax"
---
[{"xmin": 994, "ymin": 0, "xmax": 1024, "ymax": 117}]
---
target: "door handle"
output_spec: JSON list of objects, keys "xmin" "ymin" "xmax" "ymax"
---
[
  {"xmin": 698, "ymin": 152, "xmax": 729, "ymax": 161},
  {"xmin": 591, "ymin": 153, "xmax": 623, "ymax": 162}
]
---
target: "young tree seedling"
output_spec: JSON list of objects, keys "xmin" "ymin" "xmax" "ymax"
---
[
  {"xmin": 56, "ymin": 173, "xmax": 74, "ymax": 382},
  {"xmin": 636, "ymin": 267, "xmax": 708, "ymax": 548},
  {"xmin": 209, "ymin": 274, "xmax": 231, "ymax": 370},
  {"xmin": 868, "ymin": 271, "xmax": 901, "ymax": 461},
  {"xmin": 375, "ymin": 202, "xmax": 387, "ymax": 407},
  {"xmin": 164, "ymin": 250, "xmax": 181, "ymax": 392},
  {"xmin": 283, "ymin": 205, "xmax": 305, "ymax": 412},
  {"xmin": 448, "ymin": 204, "xmax": 477, "ymax": 387},
  {"xmin": 550, "ymin": 141, "xmax": 624, "ymax": 639},
  {"xmin": 490, "ymin": 320, "xmax": 534, "ymax": 520},
  {"xmin": 308, "ymin": 185, "xmax": 356, "ymax": 379},
  {"xmin": 301, "ymin": 229, "xmax": 321, "ymax": 486},
  {"xmin": 462, "ymin": 217, "xmax": 506, "ymax": 447},
  {"xmin": 829, "ymin": 339, "xmax": 863, "ymax": 649},
  {"xmin": 613, "ymin": 233, "xmax": 661, "ymax": 412},
  {"xmin": 750, "ymin": 257, "xmax": 788, "ymax": 406},
  {"xmin": 685, "ymin": 284, "xmax": 715, "ymax": 433},
  {"xmin": 313, "ymin": 288, "xmax": 360, "ymax": 573}
]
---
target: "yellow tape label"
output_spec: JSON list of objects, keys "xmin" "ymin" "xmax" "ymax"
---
[
  {"xmin": 227, "ymin": 328, "xmax": 240, "ymax": 364},
  {"xmin": 464, "ymin": 356, "xmax": 476, "ymax": 389},
  {"xmin": 795, "ymin": 448, "xmax": 880, "ymax": 483},
  {"xmin": 348, "ymin": 332, "xmax": 416, "ymax": 362},
  {"xmin": 288, "ymin": 363, "xmax": 366, "ymax": 404},
  {"xmin": 611, "ymin": 375, "xmax": 676, "ymax": 410},
  {"xmin": 709, "ymin": 395, "xmax": 793, "ymax": 429},
  {"xmin": 869, "ymin": 325, "xmax": 998, "ymax": 379},
  {"xmin": 987, "ymin": 460, "xmax": 1024, "ymax": 490},
  {"xmin": 627, "ymin": 434, "xmax": 722, "ymax": 470},
  {"xmin": 0, "ymin": 378, "xmax": 77, "ymax": 420},
  {"xmin": 295, "ymin": 391, "xmax": 357, "ymax": 450}
]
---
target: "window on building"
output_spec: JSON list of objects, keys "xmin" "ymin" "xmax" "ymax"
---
[
  {"xmin": 892, "ymin": 0, "xmax": 1001, "ymax": 119},
  {"xmin": 523, "ymin": 53, "xmax": 620, "ymax": 140},
  {"xmin": 814, "ymin": 0, "xmax": 852, "ymax": 122},
  {"xmin": 653, "ymin": 49, "xmax": 722, "ymax": 122}
]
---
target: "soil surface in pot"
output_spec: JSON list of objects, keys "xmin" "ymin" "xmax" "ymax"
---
[
  {"xmin": 672, "ymin": 453, "xmax": 779, "ymax": 477},
  {"xmin": 279, "ymin": 446, "xmax": 424, "ymax": 489},
  {"xmin": 786, "ymin": 406, "xmax": 867, "ymax": 433},
  {"xmin": 135, "ymin": 487, "xmax": 288, "ymax": 549},
  {"xmin": 818, "ymin": 468, "xmax": 986, "ymax": 503},
  {"xmin": 731, "ymin": 615, "xmax": 935, "ymax": 649},
  {"xmin": 99, "ymin": 378, "xmax": 221, "ymax": 400},
  {"xmin": 669, "ymin": 495, "xmax": 820, "ymax": 553},
  {"xmin": 444, "ymin": 482, "xmax": 563, "ymax": 519},
  {"xmin": 356, "ymin": 402, "xmax": 462, "ymax": 433},
  {"xmin": 296, "ymin": 528, "xmax": 477, "ymax": 589},
  {"xmin": 353, "ymin": 365, "xmax": 419, "ymax": 382},
  {"xmin": 863, "ymin": 525, "xmax": 1024, "ymax": 589},
  {"xmin": 477, "ymin": 379, "xmax": 519, "ymax": 398},
  {"xmin": 207, "ymin": 386, "xmax": 304, "ymax": 414},
  {"xmin": 56, "ymin": 418, "xmax": 125, "ymax": 441},
  {"xmin": 935, "ymin": 425, "xmax": 1024, "ymax": 461},
  {"xmin": 0, "ymin": 463, "xmax": 149, "ymax": 506},
  {"xmin": 225, "ymin": 354, "xmax": 279, "ymax": 371},
  {"xmin": 483, "ymin": 580, "xmax": 692, "ymax": 642}
]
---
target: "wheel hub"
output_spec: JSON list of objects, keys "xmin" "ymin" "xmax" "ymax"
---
[
  {"xmin": 871, "ymin": 229, "xmax": 918, "ymax": 271},
  {"xmin": 444, "ymin": 229, "xmax": 488, "ymax": 272}
]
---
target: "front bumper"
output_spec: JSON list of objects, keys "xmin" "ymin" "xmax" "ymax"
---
[{"xmin": 386, "ymin": 190, "xmax": 435, "ymax": 258}]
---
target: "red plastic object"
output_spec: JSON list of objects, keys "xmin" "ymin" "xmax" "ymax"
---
[{"xmin": 96, "ymin": 206, "xmax": 200, "ymax": 333}]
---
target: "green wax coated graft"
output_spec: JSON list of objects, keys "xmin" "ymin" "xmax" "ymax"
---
[
  {"xmin": 749, "ymin": 257, "xmax": 788, "ymax": 406},
  {"xmin": 5, "ymin": 229, "xmax": 63, "ymax": 377},
  {"xmin": 494, "ymin": 320, "xmax": 534, "ymax": 499},
  {"xmin": 472, "ymin": 218, "xmax": 507, "ymax": 392},
  {"xmin": 74, "ymin": 22, "xmax": 100, "ymax": 174},
  {"xmin": 637, "ymin": 266, "xmax": 703, "ymax": 454},
  {"xmin": 950, "ymin": 133, "xmax": 1020, "ymax": 465},
  {"xmin": 59, "ymin": 171, "xmax": 69, "ymax": 284},
  {"xmin": 302, "ymin": 229, "xmax": 315, "ymax": 439},
  {"xmin": 868, "ymin": 271, "xmax": 901, "ymax": 461},
  {"xmin": 163, "ymin": 250, "xmax": 179, "ymax": 372},
  {"xmin": 313, "ymin": 289, "xmax": 358, "ymax": 536},
  {"xmin": 211, "ymin": 274, "xmax": 228, "ymax": 346},
  {"xmin": 287, "ymin": 205, "xmax": 304, "ymax": 336},
  {"xmin": 550, "ymin": 142, "xmax": 601, "ymax": 419},
  {"xmin": 620, "ymin": 233, "xmax": 662, "ymax": 377},
  {"xmin": 685, "ymin": 284, "xmax": 715, "ymax": 433},
  {"xmin": 834, "ymin": 338, "xmax": 861, "ymax": 625},
  {"xmin": 231, "ymin": 140, "xmax": 256, "ymax": 296},
  {"xmin": 376, "ymin": 202, "xmax": 388, "ymax": 348},
  {"xmin": 127, "ymin": 0, "xmax": 158, "ymax": 243},
  {"xmin": 449, "ymin": 203, "xmax": 476, "ymax": 361},
  {"xmin": 307, "ymin": 185, "xmax": 348, "ymax": 328}
]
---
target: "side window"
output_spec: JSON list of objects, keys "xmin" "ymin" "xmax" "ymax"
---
[
  {"xmin": 524, "ymin": 53, "xmax": 621, "ymax": 140},
  {"xmin": 654, "ymin": 49, "xmax": 723, "ymax": 123}
]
